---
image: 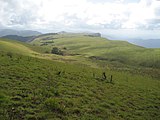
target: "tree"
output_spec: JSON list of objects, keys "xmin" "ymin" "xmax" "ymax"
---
[{"xmin": 51, "ymin": 47, "xmax": 63, "ymax": 55}]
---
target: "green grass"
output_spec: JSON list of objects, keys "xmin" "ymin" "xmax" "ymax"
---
[
  {"xmin": 0, "ymin": 38, "xmax": 77, "ymax": 63},
  {"xmin": 0, "ymin": 39, "xmax": 38, "ymax": 56},
  {"xmin": 0, "ymin": 36, "xmax": 160, "ymax": 119},
  {"xmin": 31, "ymin": 33, "xmax": 160, "ymax": 68},
  {"xmin": 0, "ymin": 39, "xmax": 160, "ymax": 119},
  {"xmin": 0, "ymin": 38, "xmax": 50, "ymax": 55}
]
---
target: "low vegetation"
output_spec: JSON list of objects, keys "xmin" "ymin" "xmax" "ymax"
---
[
  {"xmin": 0, "ymin": 35, "xmax": 160, "ymax": 119},
  {"xmin": 32, "ymin": 33, "xmax": 160, "ymax": 69},
  {"xmin": 51, "ymin": 47, "xmax": 64, "ymax": 55}
]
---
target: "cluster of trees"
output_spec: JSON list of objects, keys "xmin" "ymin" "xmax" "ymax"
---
[{"xmin": 51, "ymin": 47, "xmax": 63, "ymax": 55}]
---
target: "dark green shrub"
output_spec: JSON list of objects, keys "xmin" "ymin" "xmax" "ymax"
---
[
  {"xmin": 63, "ymin": 47, "xmax": 67, "ymax": 50},
  {"xmin": 51, "ymin": 47, "xmax": 63, "ymax": 55}
]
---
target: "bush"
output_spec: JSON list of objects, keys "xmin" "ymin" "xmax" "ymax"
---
[{"xmin": 51, "ymin": 47, "xmax": 63, "ymax": 55}]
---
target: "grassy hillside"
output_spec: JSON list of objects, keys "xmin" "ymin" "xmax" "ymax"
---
[
  {"xmin": 0, "ymin": 38, "xmax": 47, "ymax": 56},
  {"xmin": 0, "ymin": 39, "xmax": 38, "ymax": 56},
  {"xmin": 0, "ymin": 38, "xmax": 62, "ymax": 62},
  {"xmin": 31, "ymin": 33, "xmax": 160, "ymax": 68},
  {"xmin": 0, "ymin": 38, "xmax": 106, "ymax": 68},
  {"xmin": 0, "ymin": 36, "xmax": 160, "ymax": 119},
  {"xmin": 0, "ymin": 49, "xmax": 160, "ymax": 120}
]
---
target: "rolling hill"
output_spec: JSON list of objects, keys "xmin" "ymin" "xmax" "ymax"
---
[
  {"xmin": 1, "ymin": 35, "xmax": 36, "ymax": 42},
  {"xmin": 0, "ymin": 34, "xmax": 160, "ymax": 119},
  {"xmin": 0, "ymin": 38, "xmax": 52, "ymax": 56},
  {"xmin": 31, "ymin": 33, "xmax": 160, "ymax": 69},
  {"xmin": 0, "ymin": 29, "xmax": 41, "ymax": 37}
]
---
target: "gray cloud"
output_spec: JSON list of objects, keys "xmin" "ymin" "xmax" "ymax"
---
[
  {"xmin": 145, "ymin": 19, "xmax": 160, "ymax": 29},
  {"xmin": 124, "ymin": 0, "xmax": 140, "ymax": 3},
  {"xmin": 155, "ymin": 7, "xmax": 160, "ymax": 16},
  {"xmin": 87, "ymin": 0, "xmax": 113, "ymax": 3},
  {"xmin": 144, "ymin": 0, "xmax": 153, "ymax": 6},
  {"xmin": 147, "ymin": 19, "xmax": 160, "ymax": 24},
  {"xmin": 0, "ymin": 0, "xmax": 159, "ymax": 31},
  {"xmin": 0, "ymin": 0, "xmax": 41, "ymax": 28},
  {"xmin": 101, "ymin": 20, "xmax": 123, "ymax": 29},
  {"xmin": 87, "ymin": 0, "xmax": 140, "ymax": 4}
]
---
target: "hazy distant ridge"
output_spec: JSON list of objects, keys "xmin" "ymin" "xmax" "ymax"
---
[
  {"xmin": 129, "ymin": 39, "xmax": 160, "ymax": 48},
  {"xmin": 0, "ymin": 29, "xmax": 41, "ymax": 37}
]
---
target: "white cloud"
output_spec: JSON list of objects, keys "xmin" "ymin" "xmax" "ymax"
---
[
  {"xmin": 122, "ymin": 0, "xmax": 160, "ymax": 29},
  {"xmin": 0, "ymin": 0, "xmax": 160, "ymax": 30}
]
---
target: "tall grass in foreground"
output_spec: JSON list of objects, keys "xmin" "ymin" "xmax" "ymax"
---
[{"xmin": 0, "ymin": 51, "xmax": 160, "ymax": 120}]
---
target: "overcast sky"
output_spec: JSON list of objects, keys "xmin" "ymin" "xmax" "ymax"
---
[{"xmin": 0, "ymin": 0, "xmax": 160, "ymax": 38}]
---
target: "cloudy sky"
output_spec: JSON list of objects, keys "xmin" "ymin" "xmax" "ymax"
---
[{"xmin": 0, "ymin": 0, "xmax": 160, "ymax": 38}]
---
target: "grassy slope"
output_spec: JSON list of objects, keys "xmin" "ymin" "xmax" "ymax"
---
[
  {"xmin": 31, "ymin": 33, "xmax": 160, "ymax": 68},
  {"xmin": 0, "ymin": 39, "xmax": 38, "ymax": 56},
  {"xmin": 0, "ymin": 50, "xmax": 160, "ymax": 120},
  {"xmin": 0, "ymin": 37, "xmax": 160, "ymax": 119},
  {"xmin": 0, "ymin": 38, "xmax": 76, "ymax": 63},
  {"xmin": 0, "ymin": 38, "xmax": 50, "ymax": 56}
]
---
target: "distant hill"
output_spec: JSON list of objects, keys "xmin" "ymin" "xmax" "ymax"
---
[
  {"xmin": 1, "ymin": 35, "xmax": 36, "ymax": 42},
  {"xmin": 128, "ymin": 39, "xmax": 160, "ymax": 48},
  {"xmin": 31, "ymin": 32, "xmax": 160, "ymax": 68},
  {"xmin": 102, "ymin": 35, "xmax": 160, "ymax": 48},
  {"xmin": 0, "ymin": 29, "xmax": 41, "ymax": 37}
]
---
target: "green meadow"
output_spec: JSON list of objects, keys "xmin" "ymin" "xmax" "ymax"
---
[
  {"xmin": 0, "ymin": 34, "xmax": 160, "ymax": 120},
  {"xmin": 32, "ymin": 33, "xmax": 160, "ymax": 68}
]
